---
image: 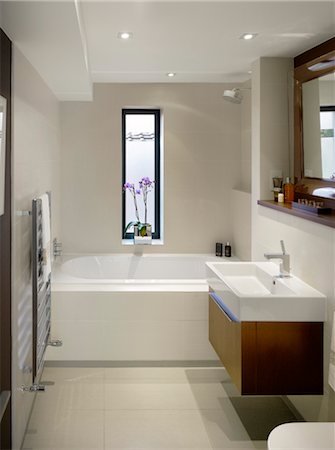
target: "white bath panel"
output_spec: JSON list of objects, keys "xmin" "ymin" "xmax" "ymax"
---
[
  {"xmin": 101, "ymin": 320, "xmax": 185, "ymax": 361},
  {"xmin": 52, "ymin": 291, "xmax": 208, "ymax": 322},
  {"xmin": 47, "ymin": 318, "xmax": 218, "ymax": 361},
  {"xmin": 48, "ymin": 290, "xmax": 216, "ymax": 361},
  {"xmin": 182, "ymin": 321, "xmax": 219, "ymax": 360},
  {"xmin": 46, "ymin": 320, "xmax": 106, "ymax": 361}
]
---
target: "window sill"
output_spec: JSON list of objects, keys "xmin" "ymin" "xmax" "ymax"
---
[{"xmin": 122, "ymin": 239, "xmax": 164, "ymax": 246}]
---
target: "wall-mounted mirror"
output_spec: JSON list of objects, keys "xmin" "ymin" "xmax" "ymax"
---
[
  {"xmin": 0, "ymin": 95, "xmax": 7, "ymax": 216},
  {"xmin": 294, "ymin": 37, "xmax": 335, "ymax": 201},
  {"xmin": 302, "ymin": 73, "xmax": 335, "ymax": 179}
]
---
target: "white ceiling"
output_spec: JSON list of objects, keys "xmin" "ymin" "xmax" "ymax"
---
[
  {"xmin": 1, "ymin": 1, "xmax": 334, "ymax": 100},
  {"xmin": 1, "ymin": 1, "xmax": 92, "ymax": 100}
]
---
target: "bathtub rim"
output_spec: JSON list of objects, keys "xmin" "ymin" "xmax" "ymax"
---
[{"xmin": 52, "ymin": 253, "xmax": 233, "ymax": 293}]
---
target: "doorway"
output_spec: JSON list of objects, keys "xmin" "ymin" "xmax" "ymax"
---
[{"xmin": 0, "ymin": 28, "xmax": 12, "ymax": 450}]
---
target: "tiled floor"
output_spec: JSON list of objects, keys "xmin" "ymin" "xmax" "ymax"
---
[{"xmin": 22, "ymin": 366, "xmax": 273, "ymax": 450}]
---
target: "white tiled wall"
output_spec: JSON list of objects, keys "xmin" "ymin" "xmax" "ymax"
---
[
  {"xmin": 231, "ymin": 189, "xmax": 251, "ymax": 261},
  {"xmin": 12, "ymin": 47, "xmax": 61, "ymax": 449},
  {"xmin": 240, "ymin": 79, "xmax": 251, "ymax": 193},
  {"xmin": 252, "ymin": 57, "xmax": 335, "ymax": 421},
  {"xmin": 60, "ymin": 83, "xmax": 242, "ymax": 254},
  {"xmin": 231, "ymin": 79, "xmax": 252, "ymax": 261}
]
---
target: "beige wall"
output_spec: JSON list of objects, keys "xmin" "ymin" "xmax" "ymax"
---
[
  {"xmin": 252, "ymin": 57, "xmax": 335, "ymax": 421},
  {"xmin": 12, "ymin": 47, "xmax": 61, "ymax": 449},
  {"xmin": 232, "ymin": 79, "xmax": 251, "ymax": 261},
  {"xmin": 320, "ymin": 79, "xmax": 335, "ymax": 106},
  {"xmin": 231, "ymin": 189, "xmax": 251, "ymax": 261},
  {"xmin": 239, "ymin": 79, "xmax": 251, "ymax": 193},
  {"xmin": 60, "ymin": 83, "xmax": 242, "ymax": 254}
]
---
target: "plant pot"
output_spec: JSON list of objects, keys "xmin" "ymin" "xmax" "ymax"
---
[{"xmin": 134, "ymin": 223, "xmax": 152, "ymax": 245}]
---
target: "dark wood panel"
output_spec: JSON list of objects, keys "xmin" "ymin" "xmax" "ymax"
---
[
  {"xmin": 294, "ymin": 78, "xmax": 303, "ymax": 181},
  {"xmin": 209, "ymin": 296, "xmax": 242, "ymax": 391},
  {"xmin": 294, "ymin": 37, "xmax": 335, "ymax": 68},
  {"xmin": 255, "ymin": 322, "xmax": 323, "ymax": 395},
  {"xmin": 0, "ymin": 28, "xmax": 12, "ymax": 450},
  {"xmin": 241, "ymin": 323, "xmax": 257, "ymax": 395}
]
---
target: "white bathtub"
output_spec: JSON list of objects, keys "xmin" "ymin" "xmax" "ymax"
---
[
  {"xmin": 48, "ymin": 254, "xmax": 232, "ymax": 363},
  {"xmin": 52, "ymin": 253, "xmax": 227, "ymax": 291}
]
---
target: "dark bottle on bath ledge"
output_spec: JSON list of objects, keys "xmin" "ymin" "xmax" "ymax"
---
[
  {"xmin": 216, "ymin": 243, "xmax": 223, "ymax": 257},
  {"xmin": 225, "ymin": 242, "xmax": 231, "ymax": 257}
]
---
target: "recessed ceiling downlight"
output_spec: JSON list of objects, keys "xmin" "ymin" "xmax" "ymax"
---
[
  {"xmin": 167, "ymin": 72, "xmax": 176, "ymax": 78},
  {"xmin": 240, "ymin": 33, "xmax": 258, "ymax": 40},
  {"xmin": 118, "ymin": 32, "xmax": 133, "ymax": 40}
]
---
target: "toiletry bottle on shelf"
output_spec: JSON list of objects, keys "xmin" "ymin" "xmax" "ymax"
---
[
  {"xmin": 272, "ymin": 177, "xmax": 283, "ymax": 202},
  {"xmin": 284, "ymin": 177, "xmax": 295, "ymax": 202},
  {"xmin": 225, "ymin": 242, "xmax": 231, "ymax": 257}
]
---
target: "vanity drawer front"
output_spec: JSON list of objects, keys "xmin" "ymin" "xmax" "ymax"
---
[
  {"xmin": 209, "ymin": 294, "xmax": 242, "ymax": 391},
  {"xmin": 208, "ymin": 294, "xmax": 323, "ymax": 395},
  {"xmin": 253, "ymin": 322, "xmax": 324, "ymax": 395}
]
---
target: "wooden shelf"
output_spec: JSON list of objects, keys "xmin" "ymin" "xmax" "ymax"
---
[{"xmin": 258, "ymin": 200, "xmax": 335, "ymax": 229}]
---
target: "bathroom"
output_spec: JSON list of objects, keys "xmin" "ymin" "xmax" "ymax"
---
[{"xmin": 0, "ymin": 1, "xmax": 334, "ymax": 449}]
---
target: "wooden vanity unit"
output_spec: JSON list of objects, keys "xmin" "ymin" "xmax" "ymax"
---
[{"xmin": 209, "ymin": 293, "xmax": 323, "ymax": 395}]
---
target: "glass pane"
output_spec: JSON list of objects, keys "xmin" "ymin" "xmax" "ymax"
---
[
  {"xmin": 320, "ymin": 111, "xmax": 335, "ymax": 178},
  {"xmin": 125, "ymin": 114, "xmax": 156, "ymax": 232}
]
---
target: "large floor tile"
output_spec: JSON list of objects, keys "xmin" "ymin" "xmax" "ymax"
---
[
  {"xmin": 104, "ymin": 381, "xmax": 200, "ymax": 410},
  {"xmin": 31, "ymin": 380, "xmax": 104, "ymax": 411},
  {"xmin": 22, "ymin": 367, "xmax": 271, "ymax": 450},
  {"xmin": 42, "ymin": 367, "xmax": 105, "ymax": 382},
  {"xmin": 23, "ymin": 410, "xmax": 104, "ymax": 449},
  {"xmin": 187, "ymin": 382, "xmax": 229, "ymax": 409},
  {"xmin": 38, "ymin": 367, "xmax": 105, "ymax": 410},
  {"xmin": 104, "ymin": 379, "xmax": 229, "ymax": 411},
  {"xmin": 228, "ymin": 396, "xmax": 300, "ymax": 441},
  {"xmin": 104, "ymin": 367, "xmax": 191, "ymax": 382},
  {"xmin": 104, "ymin": 367, "xmax": 227, "ymax": 383},
  {"xmin": 104, "ymin": 410, "xmax": 213, "ymax": 449},
  {"xmin": 199, "ymin": 409, "xmax": 260, "ymax": 449},
  {"xmin": 184, "ymin": 367, "xmax": 230, "ymax": 384}
]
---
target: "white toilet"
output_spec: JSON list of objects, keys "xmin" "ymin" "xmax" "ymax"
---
[{"xmin": 268, "ymin": 422, "xmax": 335, "ymax": 449}]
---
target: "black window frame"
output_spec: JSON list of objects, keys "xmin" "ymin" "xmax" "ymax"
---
[
  {"xmin": 122, "ymin": 108, "xmax": 161, "ymax": 240},
  {"xmin": 320, "ymin": 105, "xmax": 335, "ymax": 112}
]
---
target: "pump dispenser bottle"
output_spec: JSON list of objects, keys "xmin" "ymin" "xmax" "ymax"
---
[{"xmin": 284, "ymin": 177, "xmax": 294, "ymax": 202}]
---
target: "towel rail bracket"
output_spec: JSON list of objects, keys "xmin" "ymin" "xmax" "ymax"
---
[
  {"xmin": 48, "ymin": 339, "xmax": 63, "ymax": 347},
  {"xmin": 16, "ymin": 210, "xmax": 32, "ymax": 216}
]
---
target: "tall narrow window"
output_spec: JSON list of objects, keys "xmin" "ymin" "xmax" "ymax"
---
[{"xmin": 122, "ymin": 109, "xmax": 161, "ymax": 240}]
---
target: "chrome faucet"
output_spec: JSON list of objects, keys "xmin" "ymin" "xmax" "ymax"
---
[{"xmin": 264, "ymin": 240, "xmax": 290, "ymax": 277}]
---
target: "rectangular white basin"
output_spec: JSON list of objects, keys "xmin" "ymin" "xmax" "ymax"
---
[{"xmin": 206, "ymin": 261, "xmax": 326, "ymax": 322}]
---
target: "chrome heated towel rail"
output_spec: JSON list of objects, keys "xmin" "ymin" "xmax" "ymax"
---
[{"xmin": 32, "ymin": 194, "xmax": 51, "ymax": 383}]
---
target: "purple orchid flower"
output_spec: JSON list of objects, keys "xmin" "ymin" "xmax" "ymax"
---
[
  {"xmin": 123, "ymin": 181, "xmax": 140, "ymax": 222},
  {"xmin": 123, "ymin": 177, "xmax": 155, "ymax": 227}
]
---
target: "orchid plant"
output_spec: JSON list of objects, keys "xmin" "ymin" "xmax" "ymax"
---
[{"xmin": 123, "ymin": 177, "xmax": 155, "ymax": 236}]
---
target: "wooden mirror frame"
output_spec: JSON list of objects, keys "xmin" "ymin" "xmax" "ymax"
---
[{"xmin": 294, "ymin": 37, "xmax": 335, "ymax": 204}]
